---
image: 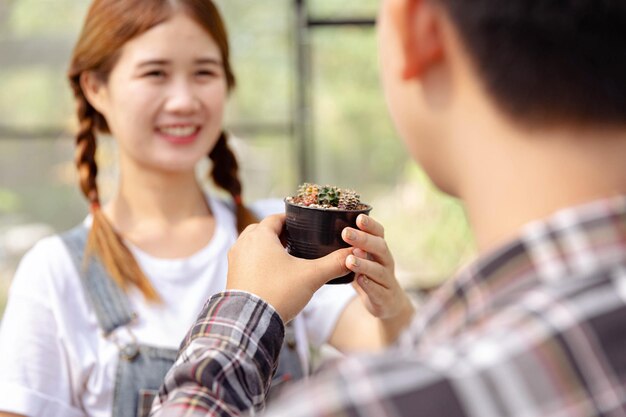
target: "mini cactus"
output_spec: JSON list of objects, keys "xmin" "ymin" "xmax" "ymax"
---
[
  {"xmin": 338, "ymin": 189, "xmax": 360, "ymax": 210},
  {"xmin": 289, "ymin": 182, "xmax": 366, "ymax": 210},
  {"xmin": 297, "ymin": 182, "xmax": 319, "ymax": 206},
  {"xmin": 318, "ymin": 185, "xmax": 340, "ymax": 207}
]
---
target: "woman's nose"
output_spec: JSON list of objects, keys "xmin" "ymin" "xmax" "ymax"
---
[{"xmin": 164, "ymin": 79, "xmax": 201, "ymax": 114}]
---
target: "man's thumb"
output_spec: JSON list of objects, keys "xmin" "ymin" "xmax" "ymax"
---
[{"xmin": 306, "ymin": 247, "xmax": 353, "ymax": 287}]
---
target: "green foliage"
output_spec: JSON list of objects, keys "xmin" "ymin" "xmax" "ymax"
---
[
  {"xmin": 0, "ymin": 188, "xmax": 19, "ymax": 214},
  {"xmin": 215, "ymin": 0, "xmax": 292, "ymax": 125},
  {"xmin": 309, "ymin": 0, "xmax": 378, "ymax": 18},
  {"xmin": 372, "ymin": 164, "xmax": 476, "ymax": 289},
  {"xmin": 8, "ymin": 0, "xmax": 88, "ymax": 37},
  {"xmin": 0, "ymin": 68, "xmax": 73, "ymax": 130},
  {"xmin": 312, "ymin": 29, "xmax": 407, "ymax": 193},
  {"xmin": 0, "ymin": 0, "xmax": 83, "ymax": 130}
]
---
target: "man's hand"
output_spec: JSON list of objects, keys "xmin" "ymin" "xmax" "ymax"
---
[{"xmin": 226, "ymin": 214, "xmax": 353, "ymax": 322}]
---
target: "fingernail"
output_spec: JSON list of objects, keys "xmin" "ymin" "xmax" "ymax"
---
[
  {"xmin": 345, "ymin": 230, "xmax": 356, "ymax": 241},
  {"xmin": 359, "ymin": 215, "xmax": 369, "ymax": 227},
  {"xmin": 348, "ymin": 255, "xmax": 360, "ymax": 267}
]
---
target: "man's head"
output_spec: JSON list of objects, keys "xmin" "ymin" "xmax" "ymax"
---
[
  {"xmin": 378, "ymin": 0, "xmax": 626, "ymax": 193},
  {"xmin": 435, "ymin": 0, "xmax": 626, "ymax": 126}
]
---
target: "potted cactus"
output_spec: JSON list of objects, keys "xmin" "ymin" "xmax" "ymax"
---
[{"xmin": 284, "ymin": 183, "xmax": 372, "ymax": 284}]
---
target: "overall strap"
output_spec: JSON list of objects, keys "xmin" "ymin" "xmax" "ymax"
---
[{"xmin": 60, "ymin": 225, "xmax": 136, "ymax": 335}]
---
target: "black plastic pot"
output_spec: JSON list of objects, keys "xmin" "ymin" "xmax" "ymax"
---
[{"xmin": 284, "ymin": 199, "xmax": 372, "ymax": 284}]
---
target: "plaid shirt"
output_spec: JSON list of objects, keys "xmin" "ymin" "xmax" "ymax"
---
[{"xmin": 151, "ymin": 196, "xmax": 626, "ymax": 417}]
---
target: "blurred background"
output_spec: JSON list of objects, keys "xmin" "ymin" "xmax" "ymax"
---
[{"xmin": 0, "ymin": 0, "xmax": 475, "ymax": 319}]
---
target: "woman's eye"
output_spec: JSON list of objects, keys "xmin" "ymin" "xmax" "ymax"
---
[
  {"xmin": 144, "ymin": 70, "xmax": 166, "ymax": 78},
  {"xmin": 196, "ymin": 70, "xmax": 218, "ymax": 78}
]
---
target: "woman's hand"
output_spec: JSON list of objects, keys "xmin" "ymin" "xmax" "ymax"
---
[{"xmin": 342, "ymin": 214, "xmax": 415, "ymax": 339}]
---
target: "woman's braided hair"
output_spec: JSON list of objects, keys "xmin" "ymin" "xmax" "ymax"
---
[
  {"xmin": 67, "ymin": 0, "xmax": 256, "ymax": 301},
  {"xmin": 210, "ymin": 132, "xmax": 258, "ymax": 233}
]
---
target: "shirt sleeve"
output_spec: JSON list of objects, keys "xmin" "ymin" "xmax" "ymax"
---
[
  {"xmin": 0, "ymin": 241, "xmax": 84, "ymax": 417},
  {"xmin": 150, "ymin": 291, "xmax": 470, "ymax": 417},
  {"xmin": 151, "ymin": 291, "xmax": 285, "ymax": 417}
]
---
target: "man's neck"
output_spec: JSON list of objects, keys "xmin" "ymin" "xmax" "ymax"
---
[{"xmin": 452, "ymin": 116, "xmax": 626, "ymax": 253}]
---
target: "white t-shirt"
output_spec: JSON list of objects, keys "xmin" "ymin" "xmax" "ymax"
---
[{"xmin": 0, "ymin": 196, "xmax": 356, "ymax": 417}]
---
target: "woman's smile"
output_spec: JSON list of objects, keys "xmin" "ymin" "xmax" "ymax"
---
[{"xmin": 156, "ymin": 124, "xmax": 202, "ymax": 145}]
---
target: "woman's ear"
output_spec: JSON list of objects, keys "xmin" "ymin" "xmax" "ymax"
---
[
  {"xmin": 397, "ymin": 0, "xmax": 445, "ymax": 80},
  {"xmin": 79, "ymin": 71, "xmax": 109, "ymax": 115}
]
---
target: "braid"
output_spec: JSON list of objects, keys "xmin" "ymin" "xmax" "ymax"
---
[
  {"xmin": 209, "ymin": 132, "xmax": 241, "ymax": 197},
  {"xmin": 73, "ymin": 83, "xmax": 99, "ymax": 204},
  {"xmin": 70, "ymin": 78, "xmax": 160, "ymax": 302},
  {"xmin": 209, "ymin": 132, "xmax": 258, "ymax": 233}
]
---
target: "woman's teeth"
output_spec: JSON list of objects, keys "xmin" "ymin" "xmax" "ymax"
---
[{"xmin": 159, "ymin": 126, "xmax": 197, "ymax": 137}]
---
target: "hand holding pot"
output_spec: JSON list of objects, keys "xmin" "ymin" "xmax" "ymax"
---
[
  {"xmin": 342, "ymin": 214, "xmax": 415, "ymax": 327},
  {"xmin": 226, "ymin": 214, "xmax": 353, "ymax": 323}
]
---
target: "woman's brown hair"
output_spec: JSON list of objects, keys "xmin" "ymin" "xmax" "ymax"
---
[{"xmin": 68, "ymin": 0, "xmax": 257, "ymax": 301}]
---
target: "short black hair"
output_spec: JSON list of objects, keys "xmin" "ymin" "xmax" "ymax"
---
[{"xmin": 437, "ymin": 0, "xmax": 626, "ymax": 126}]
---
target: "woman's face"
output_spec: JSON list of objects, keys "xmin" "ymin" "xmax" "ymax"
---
[{"xmin": 88, "ymin": 12, "xmax": 228, "ymax": 174}]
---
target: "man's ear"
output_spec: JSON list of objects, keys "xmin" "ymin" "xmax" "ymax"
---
[
  {"xmin": 79, "ymin": 71, "xmax": 108, "ymax": 115},
  {"xmin": 394, "ymin": 0, "xmax": 445, "ymax": 80}
]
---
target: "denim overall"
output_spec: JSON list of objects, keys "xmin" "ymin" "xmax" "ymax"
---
[{"xmin": 61, "ymin": 225, "xmax": 304, "ymax": 417}]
